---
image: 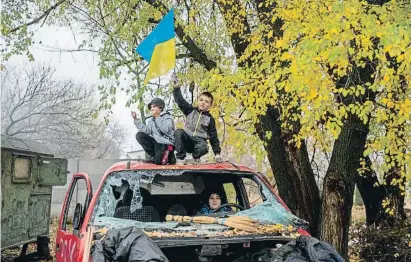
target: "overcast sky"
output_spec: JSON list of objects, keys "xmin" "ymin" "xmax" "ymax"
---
[{"xmin": 7, "ymin": 25, "xmax": 142, "ymax": 153}]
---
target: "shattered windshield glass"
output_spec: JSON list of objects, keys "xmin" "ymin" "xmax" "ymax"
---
[
  {"xmin": 90, "ymin": 170, "xmax": 308, "ymax": 231},
  {"xmin": 92, "ymin": 170, "xmax": 185, "ymax": 220}
]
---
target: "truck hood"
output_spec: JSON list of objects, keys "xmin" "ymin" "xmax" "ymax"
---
[{"xmin": 92, "ymin": 217, "xmax": 302, "ymax": 244}]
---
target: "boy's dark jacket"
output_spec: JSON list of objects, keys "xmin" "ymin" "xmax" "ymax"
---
[{"xmin": 173, "ymin": 88, "xmax": 221, "ymax": 155}]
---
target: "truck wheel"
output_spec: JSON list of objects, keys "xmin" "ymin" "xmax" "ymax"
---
[{"xmin": 37, "ymin": 236, "xmax": 52, "ymax": 260}]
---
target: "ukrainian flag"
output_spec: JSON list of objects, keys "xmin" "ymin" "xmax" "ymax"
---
[{"xmin": 136, "ymin": 9, "xmax": 175, "ymax": 84}]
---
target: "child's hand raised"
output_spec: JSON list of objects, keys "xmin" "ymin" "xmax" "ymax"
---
[{"xmin": 131, "ymin": 111, "xmax": 138, "ymax": 119}]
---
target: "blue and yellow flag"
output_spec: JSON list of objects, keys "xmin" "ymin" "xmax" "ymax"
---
[{"xmin": 136, "ymin": 9, "xmax": 175, "ymax": 84}]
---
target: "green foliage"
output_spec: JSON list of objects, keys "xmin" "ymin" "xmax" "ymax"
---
[{"xmin": 4, "ymin": 0, "xmax": 411, "ymax": 187}]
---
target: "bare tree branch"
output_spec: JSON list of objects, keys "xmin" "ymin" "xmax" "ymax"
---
[
  {"xmin": 34, "ymin": 44, "xmax": 100, "ymax": 53},
  {"xmin": 10, "ymin": 0, "xmax": 68, "ymax": 33},
  {"xmin": 1, "ymin": 64, "xmax": 125, "ymax": 158}
]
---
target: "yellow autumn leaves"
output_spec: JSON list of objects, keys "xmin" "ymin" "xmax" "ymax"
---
[{"xmin": 191, "ymin": 0, "xmax": 411, "ymax": 189}]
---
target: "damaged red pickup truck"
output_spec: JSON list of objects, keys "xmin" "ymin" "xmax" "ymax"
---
[{"xmin": 56, "ymin": 161, "xmax": 310, "ymax": 262}]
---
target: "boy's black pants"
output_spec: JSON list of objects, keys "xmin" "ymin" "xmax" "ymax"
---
[
  {"xmin": 136, "ymin": 132, "xmax": 175, "ymax": 164},
  {"xmin": 174, "ymin": 129, "xmax": 208, "ymax": 159}
]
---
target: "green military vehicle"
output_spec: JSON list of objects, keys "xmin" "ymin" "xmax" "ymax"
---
[{"xmin": 1, "ymin": 135, "xmax": 68, "ymax": 260}]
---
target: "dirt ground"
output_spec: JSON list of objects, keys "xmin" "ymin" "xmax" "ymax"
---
[
  {"xmin": 1, "ymin": 217, "xmax": 59, "ymax": 262},
  {"xmin": 0, "ymin": 206, "xmax": 404, "ymax": 261}
]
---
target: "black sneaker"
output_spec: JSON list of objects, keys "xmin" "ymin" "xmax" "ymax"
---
[{"xmin": 168, "ymin": 150, "xmax": 176, "ymax": 165}]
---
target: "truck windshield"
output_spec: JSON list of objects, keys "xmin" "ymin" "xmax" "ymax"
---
[{"xmin": 90, "ymin": 170, "xmax": 308, "ymax": 231}]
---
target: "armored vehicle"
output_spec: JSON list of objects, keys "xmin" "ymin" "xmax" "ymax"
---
[{"xmin": 1, "ymin": 135, "xmax": 68, "ymax": 259}]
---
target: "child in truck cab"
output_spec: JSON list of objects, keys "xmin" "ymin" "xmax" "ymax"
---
[
  {"xmin": 132, "ymin": 98, "xmax": 176, "ymax": 165},
  {"xmin": 171, "ymin": 74, "xmax": 222, "ymax": 163},
  {"xmin": 197, "ymin": 190, "xmax": 232, "ymax": 215}
]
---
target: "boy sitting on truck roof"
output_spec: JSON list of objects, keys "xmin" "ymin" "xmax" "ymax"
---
[{"xmin": 131, "ymin": 98, "xmax": 176, "ymax": 165}]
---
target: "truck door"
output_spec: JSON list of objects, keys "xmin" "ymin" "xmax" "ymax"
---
[{"xmin": 56, "ymin": 173, "xmax": 92, "ymax": 262}]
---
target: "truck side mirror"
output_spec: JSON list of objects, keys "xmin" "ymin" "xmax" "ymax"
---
[{"xmin": 73, "ymin": 203, "xmax": 83, "ymax": 232}]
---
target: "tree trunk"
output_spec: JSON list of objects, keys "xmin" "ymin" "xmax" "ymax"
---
[
  {"xmin": 356, "ymin": 156, "xmax": 386, "ymax": 225},
  {"xmin": 256, "ymin": 106, "xmax": 321, "ymax": 236},
  {"xmin": 357, "ymin": 157, "xmax": 407, "ymax": 226},
  {"xmin": 383, "ymin": 171, "xmax": 407, "ymax": 224},
  {"xmin": 357, "ymin": 74, "xmax": 407, "ymax": 226},
  {"xmin": 381, "ymin": 115, "xmax": 408, "ymax": 224},
  {"xmin": 321, "ymin": 114, "xmax": 369, "ymax": 258},
  {"xmin": 379, "ymin": 164, "xmax": 407, "ymax": 225}
]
